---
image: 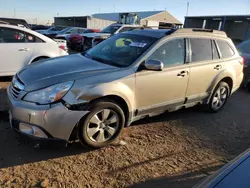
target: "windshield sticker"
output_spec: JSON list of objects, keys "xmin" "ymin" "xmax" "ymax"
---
[{"xmin": 129, "ymin": 42, "xmax": 147, "ymax": 48}]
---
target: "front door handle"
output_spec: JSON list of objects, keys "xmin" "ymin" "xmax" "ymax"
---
[
  {"xmin": 18, "ymin": 48, "xmax": 30, "ymax": 52},
  {"xmin": 177, "ymin": 70, "xmax": 189, "ymax": 77},
  {"xmin": 214, "ymin": 65, "xmax": 222, "ymax": 70}
]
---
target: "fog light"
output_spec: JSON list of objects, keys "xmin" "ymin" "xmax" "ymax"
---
[
  {"xmin": 19, "ymin": 123, "xmax": 48, "ymax": 138},
  {"xmin": 19, "ymin": 123, "xmax": 33, "ymax": 134}
]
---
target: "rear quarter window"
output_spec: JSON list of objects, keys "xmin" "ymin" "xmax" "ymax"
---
[
  {"xmin": 217, "ymin": 40, "xmax": 235, "ymax": 58},
  {"xmin": 25, "ymin": 32, "xmax": 44, "ymax": 43}
]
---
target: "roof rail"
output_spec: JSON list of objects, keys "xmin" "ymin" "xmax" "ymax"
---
[
  {"xmin": 173, "ymin": 28, "xmax": 227, "ymax": 37},
  {"xmin": 192, "ymin": 28, "xmax": 213, "ymax": 32}
]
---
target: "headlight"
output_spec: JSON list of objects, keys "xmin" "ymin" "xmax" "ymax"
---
[{"xmin": 24, "ymin": 81, "xmax": 74, "ymax": 104}]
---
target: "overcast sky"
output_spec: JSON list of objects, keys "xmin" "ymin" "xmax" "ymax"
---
[{"xmin": 0, "ymin": 0, "xmax": 250, "ymax": 24}]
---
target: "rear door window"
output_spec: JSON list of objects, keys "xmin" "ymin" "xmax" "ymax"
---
[
  {"xmin": 217, "ymin": 40, "xmax": 235, "ymax": 58},
  {"xmin": 190, "ymin": 38, "xmax": 212, "ymax": 62}
]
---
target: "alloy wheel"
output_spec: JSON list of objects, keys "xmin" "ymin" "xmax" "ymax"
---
[
  {"xmin": 86, "ymin": 109, "xmax": 119, "ymax": 143},
  {"xmin": 211, "ymin": 86, "xmax": 228, "ymax": 111}
]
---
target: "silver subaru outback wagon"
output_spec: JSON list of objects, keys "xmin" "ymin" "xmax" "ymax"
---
[{"xmin": 7, "ymin": 29, "xmax": 243, "ymax": 148}]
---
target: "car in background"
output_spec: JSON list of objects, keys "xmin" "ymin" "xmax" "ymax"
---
[
  {"xmin": 67, "ymin": 29, "xmax": 100, "ymax": 51},
  {"xmin": 55, "ymin": 27, "xmax": 87, "ymax": 41},
  {"xmin": 35, "ymin": 26, "xmax": 67, "ymax": 38},
  {"xmin": 7, "ymin": 29, "xmax": 243, "ymax": 148},
  {"xmin": 0, "ymin": 24, "xmax": 68, "ymax": 76},
  {"xmin": 237, "ymin": 39, "xmax": 250, "ymax": 88},
  {"xmin": 0, "ymin": 17, "xmax": 29, "ymax": 28},
  {"xmin": 196, "ymin": 149, "xmax": 250, "ymax": 188},
  {"xmin": 44, "ymin": 27, "xmax": 73, "ymax": 39},
  {"xmin": 80, "ymin": 24, "xmax": 144, "ymax": 51},
  {"xmin": 30, "ymin": 24, "xmax": 51, "ymax": 31}
]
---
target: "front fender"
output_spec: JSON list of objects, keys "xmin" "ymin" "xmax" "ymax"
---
[{"xmin": 63, "ymin": 81, "xmax": 135, "ymax": 113}]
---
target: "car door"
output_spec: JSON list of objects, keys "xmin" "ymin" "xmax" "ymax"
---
[
  {"xmin": 0, "ymin": 27, "xmax": 34, "ymax": 76},
  {"xmin": 135, "ymin": 38, "xmax": 190, "ymax": 115},
  {"xmin": 185, "ymin": 38, "xmax": 224, "ymax": 103}
]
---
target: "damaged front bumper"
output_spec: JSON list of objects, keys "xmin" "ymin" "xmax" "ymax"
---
[{"xmin": 7, "ymin": 86, "xmax": 89, "ymax": 143}]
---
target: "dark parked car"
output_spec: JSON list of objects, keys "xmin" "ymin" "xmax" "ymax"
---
[
  {"xmin": 237, "ymin": 40, "xmax": 250, "ymax": 88},
  {"xmin": 196, "ymin": 149, "xmax": 250, "ymax": 188},
  {"xmin": 67, "ymin": 29, "xmax": 100, "ymax": 51},
  {"xmin": 36, "ymin": 26, "xmax": 68, "ymax": 38},
  {"xmin": 55, "ymin": 27, "xmax": 87, "ymax": 41},
  {"xmin": 30, "ymin": 24, "xmax": 51, "ymax": 31}
]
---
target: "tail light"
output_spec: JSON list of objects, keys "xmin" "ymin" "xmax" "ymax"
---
[
  {"xmin": 239, "ymin": 56, "xmax": 244, "ymax": 65},
  {"xmin": 59, "ymin": 45, "xmax": 67, "ymax": 51}
]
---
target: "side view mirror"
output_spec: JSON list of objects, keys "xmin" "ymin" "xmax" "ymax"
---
[{"xmin": 144, "ymin": 59, "xmax": 164, "ymax": 71}]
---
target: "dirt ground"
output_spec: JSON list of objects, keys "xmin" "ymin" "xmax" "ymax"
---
[{"xmin": 1, "ymin": 77, "xmax": 250, "ymax": 188}]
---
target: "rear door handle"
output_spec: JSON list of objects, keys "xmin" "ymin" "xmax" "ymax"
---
[
  {"xmin": 177, "ymin": 70, "xmax": 189, "ymax": 77},
  {"xmin": 18, "ymin": 48, "xmax": 30, "ymax": 52},
  {"xmin": 214, "ymin": 65, "xmax": 222, "ymax": 70}
]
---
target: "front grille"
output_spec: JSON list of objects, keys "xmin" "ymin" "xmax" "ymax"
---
[{"xmin": 10, "ymin": 76, "xmax": 24, "ymax": 99}]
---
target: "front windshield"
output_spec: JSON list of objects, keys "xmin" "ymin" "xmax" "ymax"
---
[
  {"xmin": 237, "ymin": 40, "xmax": 250, "ymax": 54},
  {"xmin": 100, "ymin": 25, "xmax": 121, "ymax": 34},
  {"xmin": 84, "ymin": 33, "xmax": 157, "ymax": 67}
]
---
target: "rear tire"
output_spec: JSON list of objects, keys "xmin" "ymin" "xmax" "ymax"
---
[
  {"xmin": 77, "ymin": 100, "xmax": 125, "ymax": 148},
  {"xmin": 207, "ymin": 81, "xmax": 230, "ymax": 113}
]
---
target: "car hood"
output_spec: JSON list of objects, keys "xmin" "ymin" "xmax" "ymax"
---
[
  {"xmin": 17, "ymin": 54, "xmax": 119, "ymax": 91},
  {"xmin": 81, "ymin": 33, "xmax": 111, "ymax": 38}
]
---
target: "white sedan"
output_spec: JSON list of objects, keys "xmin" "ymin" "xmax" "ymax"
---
[{"xmin": 0, "ymin": 24, "xmax": 68, "ymax": 76}]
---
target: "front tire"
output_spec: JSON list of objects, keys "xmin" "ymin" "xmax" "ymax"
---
[
  {"xmin": 207, "ymin": 82, "xmax": 230, "ymax": 113},
  {"xmin": 77, "ymin": 100, "xmax": 125, "ymax": 148}
]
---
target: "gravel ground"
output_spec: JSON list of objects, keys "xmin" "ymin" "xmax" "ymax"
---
[{"xmin": 1, "ymin": 78, "xmax": 250, "ymax": 188}]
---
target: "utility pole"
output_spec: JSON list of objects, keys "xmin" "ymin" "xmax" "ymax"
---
[{"xmin": 186, "ymin": 2, "xmax": 189, "ymax": 17}]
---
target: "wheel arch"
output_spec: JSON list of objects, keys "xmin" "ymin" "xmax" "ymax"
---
[
  {"xmin": 30, "ymin": 55, "xmax": 50, "ymax": 64},
  {"xmin": 207, "ymin": 74, "xmax": 234, "ymax": 104},
  {"xmin": 68, "ymin": 94, "xmax": 132, "ymax": 142}
]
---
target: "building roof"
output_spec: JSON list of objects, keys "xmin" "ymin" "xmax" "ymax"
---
[
  {"xmin": 186, "ymin": 15, "xmax": 250, "ymax": 18},
  {"xmin": 92, "ymin": 10, "xmax": 164, "ymax": 21}
]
